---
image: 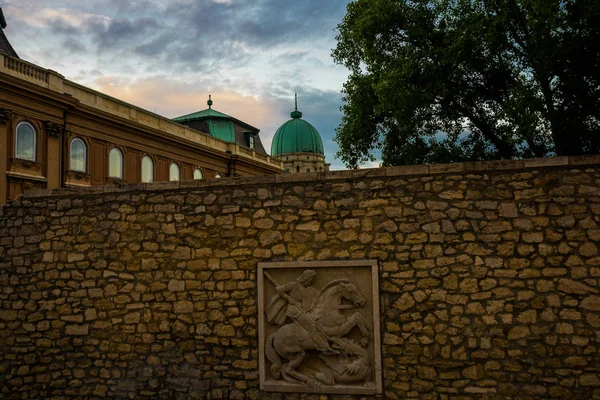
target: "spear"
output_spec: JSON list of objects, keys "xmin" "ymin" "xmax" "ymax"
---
[{"xmin": 264, "ymin": 270, "xmax": 303, "ymax": 308}]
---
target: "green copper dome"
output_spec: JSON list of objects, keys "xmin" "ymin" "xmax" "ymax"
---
[{"xmin": 271, "ymin": 105, "xmax": 324, "ymax": 156}]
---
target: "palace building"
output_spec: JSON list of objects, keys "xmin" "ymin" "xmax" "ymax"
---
[{"xmin": 0, "ymin": 8, "xmax": 282, "ymax": 206}]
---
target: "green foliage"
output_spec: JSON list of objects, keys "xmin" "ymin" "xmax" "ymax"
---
[{"xmin": 332, "ymin": 0, "xmax": 600, "ymax": 167}]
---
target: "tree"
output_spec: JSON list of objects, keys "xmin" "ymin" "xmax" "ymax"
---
[{"xmin": 332, "ymin": 0, "xmax": 600, "ymax": 167}]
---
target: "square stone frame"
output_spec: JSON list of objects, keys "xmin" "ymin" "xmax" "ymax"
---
[{"xmin": 257, "ymin": 260, "xmax": 383, "ymax": 395}]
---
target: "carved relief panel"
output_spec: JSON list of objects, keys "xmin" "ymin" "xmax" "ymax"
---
[{"xmin": 258, "ymin": 260, "xmax": 382, "ymax": 395}]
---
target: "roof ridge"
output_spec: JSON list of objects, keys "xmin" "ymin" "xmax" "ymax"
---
[{"xmin": 172, "ymin": 107, "xmax": 232, "ymax": 122}]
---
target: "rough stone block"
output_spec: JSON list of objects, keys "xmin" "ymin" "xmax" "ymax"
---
[{"xmin": 65, "ymin": 324, "xmax": 89, "ymax": 335}]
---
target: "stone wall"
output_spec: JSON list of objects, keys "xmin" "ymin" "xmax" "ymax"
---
[{"xmin": 1, "ymin": 156, "xmax": 600, "ymax": 399}]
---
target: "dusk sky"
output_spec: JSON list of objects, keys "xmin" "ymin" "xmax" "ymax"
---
[{"xmin": 2, "ymin": 0, "xmax": 379, "ymax": 170}]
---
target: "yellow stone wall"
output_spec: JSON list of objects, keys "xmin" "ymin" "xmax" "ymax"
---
[{"xmin": 1, "ymin": 155, "xmax": 600, "ymax": 398}]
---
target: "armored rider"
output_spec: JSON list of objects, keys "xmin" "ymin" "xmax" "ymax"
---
[{"xmin": 265, "ymin": 270, "xmax": 337, "ymax": 353}]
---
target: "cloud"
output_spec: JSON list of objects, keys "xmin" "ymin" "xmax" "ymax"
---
[
  {"xmin": 168, "ymin": 0, "xmax": 348, "ymax": 49},
  {"xmin": 91, "ymin": 75, "xmax": 280, "ymax": 132},
  {"xmin": 4, "ymin": 4, "xmax": 110, "ymax": 29},
  {"xmin": 6, "ymin": 0, "xmax": 348, "ymax": 71},
  {"xmin": 63, "ymin": 38, "xmax": 86, "ymax": 53},
  {"xmin": 94, "ymin": 18, "xmax": 160, "ymax": 50},
  {"xmin": 2, "ymin": 0, "xmax": 353, "ymax": 169}
]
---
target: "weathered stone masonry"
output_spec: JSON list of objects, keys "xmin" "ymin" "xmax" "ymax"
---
[{"xmin": 1, "ymin": 155, "xmax": 600, "ymax": 399}]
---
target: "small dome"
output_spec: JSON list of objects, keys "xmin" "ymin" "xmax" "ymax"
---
[{"xmin": 271, "ymin": 108, "xmax": 324, "ymax": 156}]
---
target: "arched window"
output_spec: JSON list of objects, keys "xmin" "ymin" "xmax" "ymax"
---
[
  {"xmin": 70, "ymin": 138, "xmax": 86, "ymax": 172},
  {"xmin": 141, "ymin": 156, "xmax": 154, "ymax": 183},
  {"xmin": 193, "ymin": 168, "xmax": 203, "ymax": 180},
  {"xmin": 15, "ymin": 122, "xmax": 36, "ymax": 161},
  {"xmin": 109, "ymin": 148, "xmax": 123, "ymax": 179},
  {"xmin": 215, "ymin": 172, "xmax": 222, "ymax": 178},
  {"xmin": 169, "ymin": 163, "xmax": 180, "ymax": 181}
]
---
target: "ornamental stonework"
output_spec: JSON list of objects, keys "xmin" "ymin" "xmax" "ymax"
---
[
  {"xmin": 44, "ymin": 121, "xmax": 63, "ymax": 139},
  {"xmin": 0, "ymin": 108, "xmax": 12, "ymax": 125},
  {"xmin": 258, "ymin": 260, "xmax": 382, "ymax": 395}
]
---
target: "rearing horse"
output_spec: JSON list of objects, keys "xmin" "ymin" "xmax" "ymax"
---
[{"xmin": 265, "ymin": 279, "xmax": 372, "ymax": 385}]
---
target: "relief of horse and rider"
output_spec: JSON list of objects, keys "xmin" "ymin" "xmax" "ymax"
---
[{"xmin": 264, "ymin": 269, "xmax": 375, "ymax": 388}]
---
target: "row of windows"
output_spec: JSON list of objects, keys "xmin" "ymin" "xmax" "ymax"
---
[
  {"xmin": 285, "ymin": 166, "xmax": 325, "ymax": 173},
  {"xmin": 102, "ymin": 147, "xmax": 212, "ymax": 182},
  {"xmin": 286, "ymin": 168, "xmax": 315, "ymax": 173},
  {"xmin": 15, "ymin": 122, "xmax": 219, "ymax": 182},
  {"xmin": 285, "ymin": 155, "xmax": 314, "ymax": 161}
]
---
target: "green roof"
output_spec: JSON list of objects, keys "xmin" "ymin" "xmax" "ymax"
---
[
  {"xmin": 271, "ymin": 109, "xmax": 324, "ymax": 156},
  {"xmin": 172, "ymin": 96, "xmax": 259, "ymax": 144},
  {"xmin": 172, "ymin": 108, "xmax": 232, "ymax": 123},
  {"xmin": 172, "ymin": 108, "xmax": 235, "ymax": 142},
  {"xmin": 207, "ymin": 118, "xmax": 235, "ymax": 142}
]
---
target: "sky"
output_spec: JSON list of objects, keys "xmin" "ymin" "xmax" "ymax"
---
[{"xmin": 1, "ymin": 0, "xmax": 380, "ymax": 170}]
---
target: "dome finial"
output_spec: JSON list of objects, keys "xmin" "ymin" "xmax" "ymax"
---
[
  {"xmin": 291, "ymin": 92, "xmax": 302, "ymax": 119},
  {"xmin": 207, "ymin": 94, "xmax": 213, "ymax": 109}
]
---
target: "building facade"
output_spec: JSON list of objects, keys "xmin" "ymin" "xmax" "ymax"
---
[
  {"xmin": 270, "ymin": 96, "xmax": 330, "ymax": 173},
  {"xmin": 0, "ymin": 9, "xmax": 282, "ymax": 206}
]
